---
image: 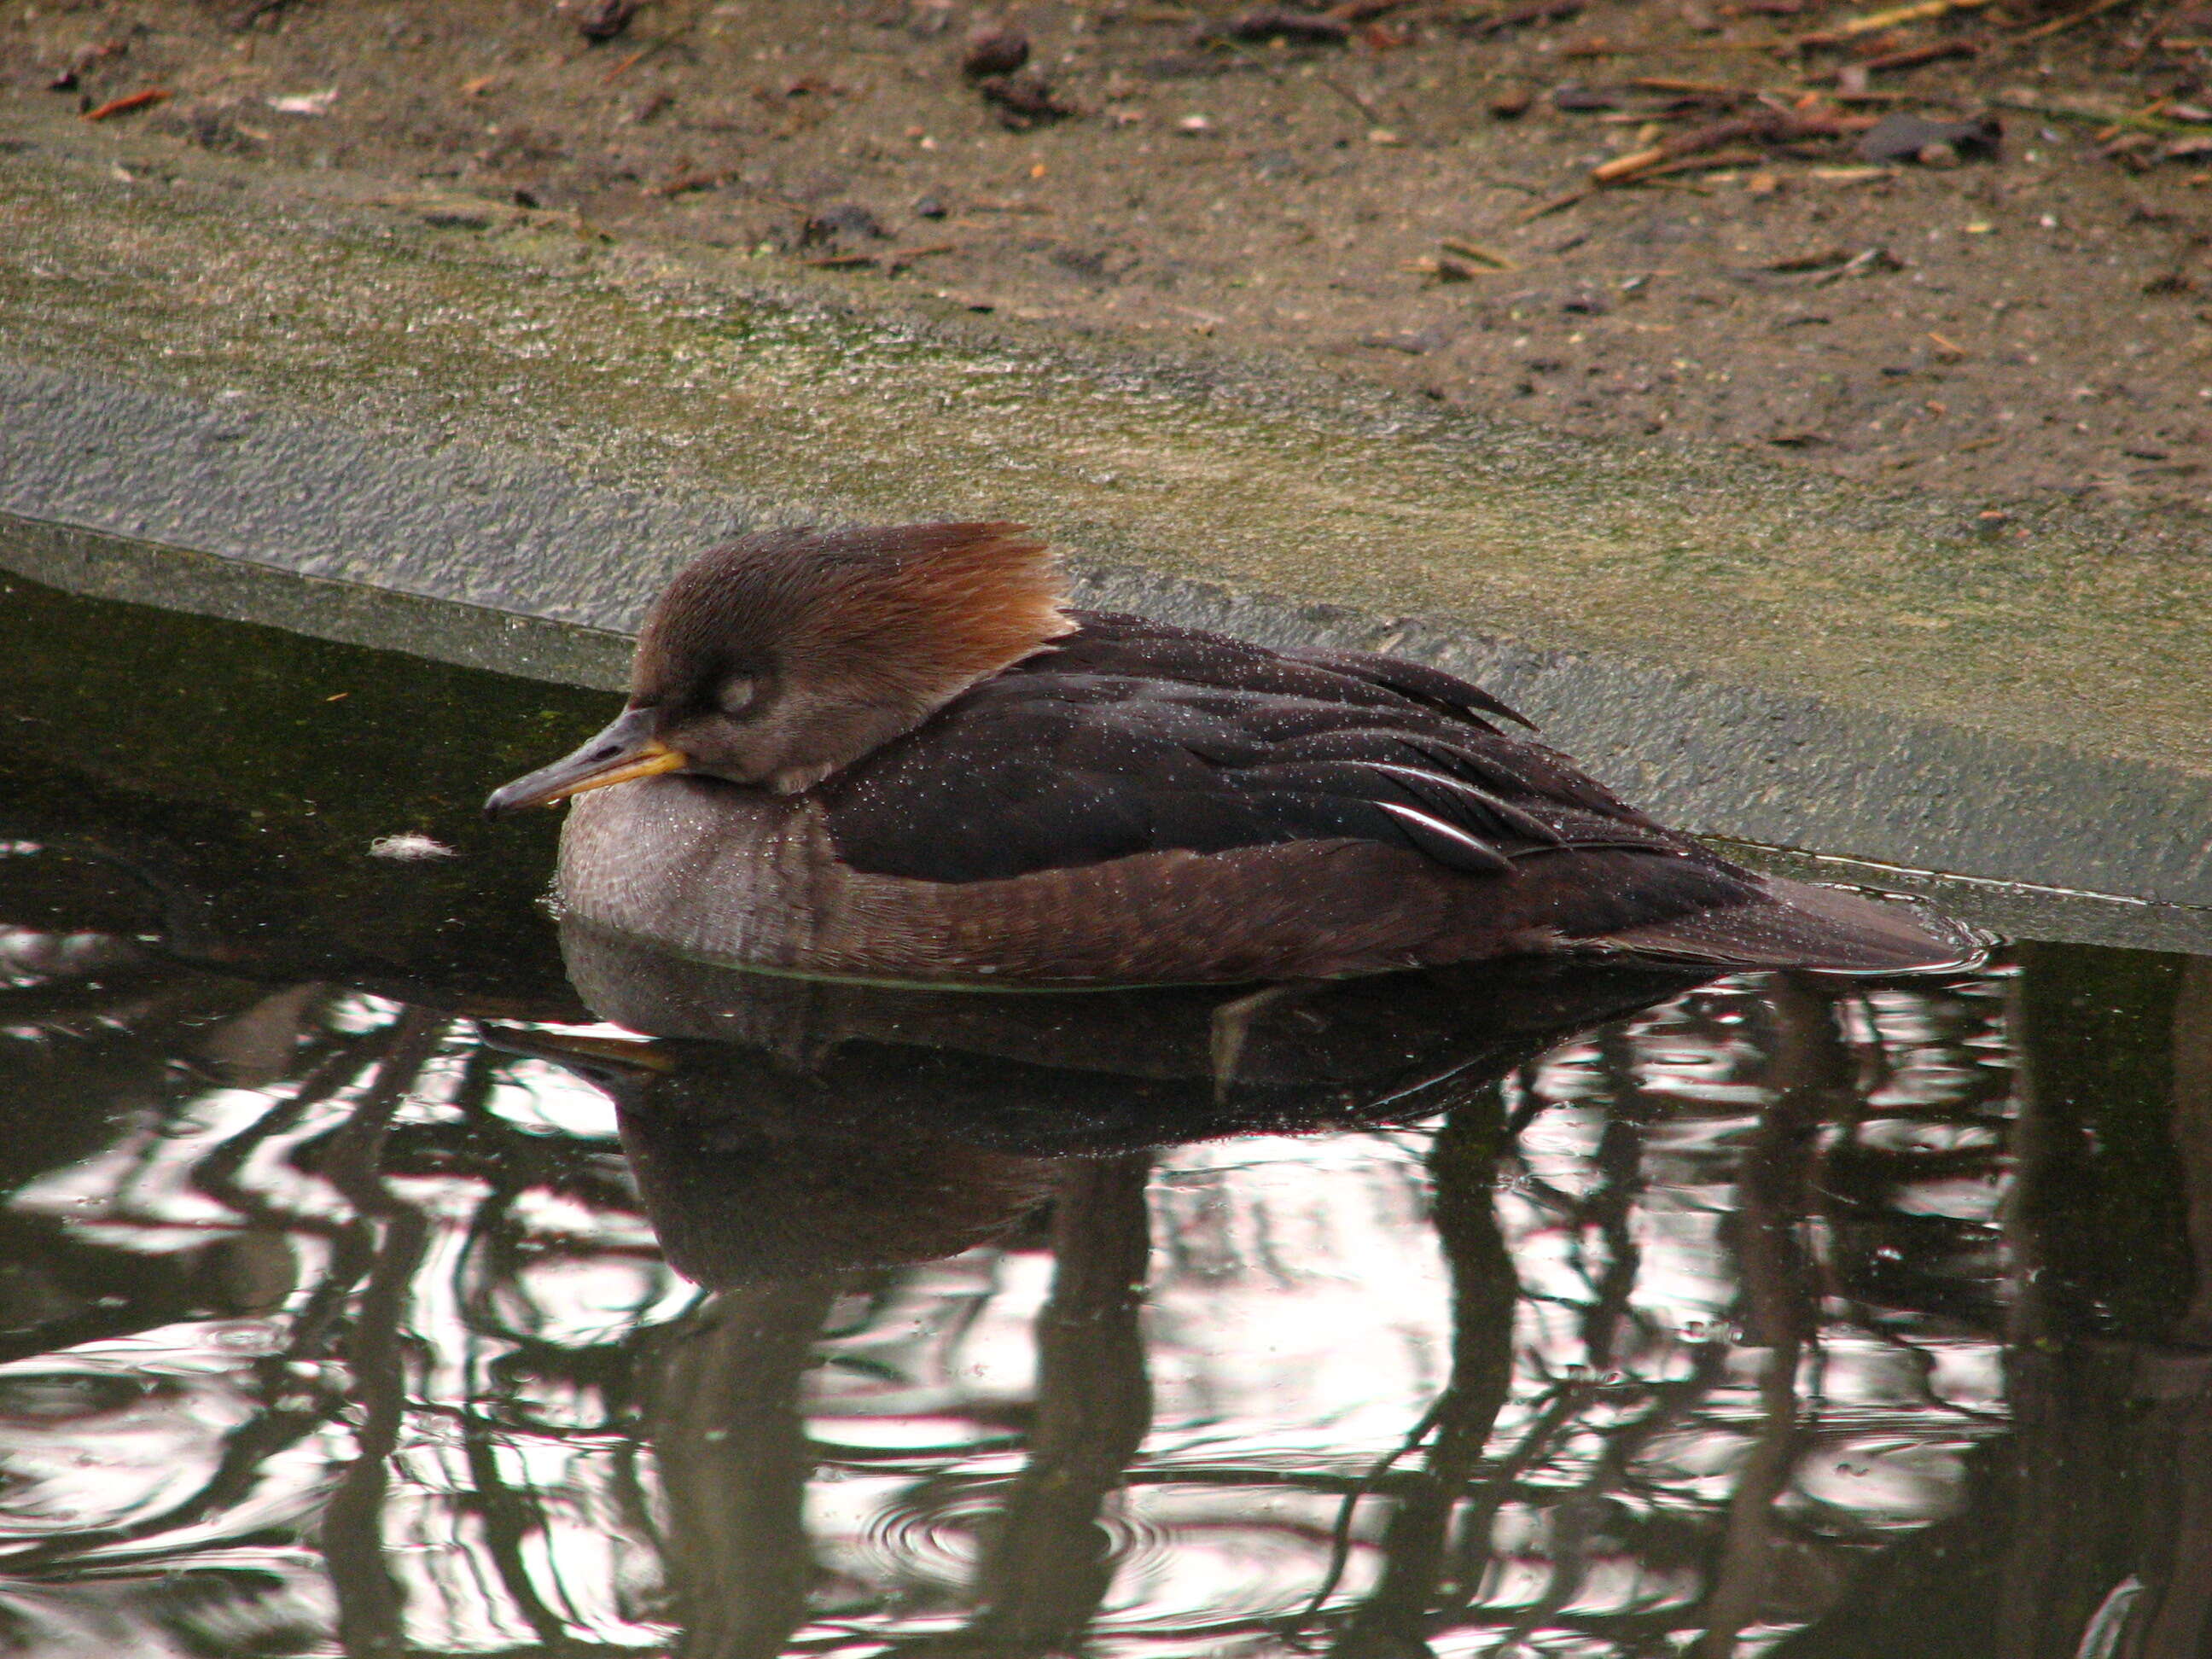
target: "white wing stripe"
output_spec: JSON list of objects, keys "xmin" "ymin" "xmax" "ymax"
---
[
  {"xmin": 1374, "ymin": 800, "xmax": 1513, "ymax": 873},
  {"xmin": 1358, "ymin": 761, "xmax": 1564, "ymax": 845}
]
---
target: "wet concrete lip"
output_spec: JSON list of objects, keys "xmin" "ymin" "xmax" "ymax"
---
[{"xmin": 1, "ymin": 117, "xmax": 2207, "ymax": 946}]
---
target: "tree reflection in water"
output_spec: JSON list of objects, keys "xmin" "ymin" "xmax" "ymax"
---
[{"xmin": 0, "ymin": 904, "xmax": 2203, "ymax": 1657}]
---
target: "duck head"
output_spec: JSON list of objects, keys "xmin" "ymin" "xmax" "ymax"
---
[{"xmin": 485, "ymin": 521, "xmax": 1071, "ymax": 816}]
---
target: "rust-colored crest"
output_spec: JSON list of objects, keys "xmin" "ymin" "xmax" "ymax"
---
[
  {"xmin": 634, "ymin": 521, "xmax": 1074, "ymax": 708},
  {"xmin": 808, "ymin": 521, "xmax": 1074, "ymax": 694}
]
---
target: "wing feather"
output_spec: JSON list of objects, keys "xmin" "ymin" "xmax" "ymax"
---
[
  {"xmin": 819, "ymin": 613, "xmax": 1711, "ymax": 890},
  {"xmin": 1371, "ymin": 802, "xmax": 1515, "ymax": 874},
  {"xmin": 1277, "ymin": 643, "xmax": 1536, "ymax": 730},
  {"xmin": 1348, "ymin": 761, "xmax": 1567, "ymax": 846}
]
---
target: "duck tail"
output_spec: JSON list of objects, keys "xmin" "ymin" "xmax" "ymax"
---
[{"xmin": 1592, "ymin": 874, "xmax": 1988, "ymax": 975}]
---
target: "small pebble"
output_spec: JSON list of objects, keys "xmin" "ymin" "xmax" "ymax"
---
[
  {"xmin": 977, "ymin": 67, "xmax": 1074, "ymax": 126},
  {"xmin": 1857, "ymin": 112, "xmax": 2000, "ymax": 166},
  {"xmin": 961, "ymin": 23, "xmax": 1031, "ymax": 79},
  {"xmin": 802, "ymin": 202, "xmax": 888, "ymax": 243},
  {"xmin": 577, "ymin": 0, "xmax": 640, "ymax": 42}
]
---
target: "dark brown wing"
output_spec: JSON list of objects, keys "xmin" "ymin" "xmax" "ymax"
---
[
  {"xmin": 806, "ymin": 613, "xmax": 1984, "ymax": 976},
  {"xmin": 1044, "ymin": 612, "xmax": 1534, "ymax": 730},
  {"xmin": 817, "ymin": 612, "xmax": 1743, "ymax": 890}
]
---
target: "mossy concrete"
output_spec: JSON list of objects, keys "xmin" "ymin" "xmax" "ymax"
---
[{"xmin": 1, "ymin": 108, "xmax": 2207, "ymax": 941}]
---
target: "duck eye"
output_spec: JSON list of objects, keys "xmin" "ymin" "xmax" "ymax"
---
[{"xmin": 717, "ymin": 678, "xmax": 757, "ymax": 718}]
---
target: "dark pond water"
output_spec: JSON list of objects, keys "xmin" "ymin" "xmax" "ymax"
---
[{"xmin": 1, "ymin": 571, "xmax": 2208, "ymax": 1657}]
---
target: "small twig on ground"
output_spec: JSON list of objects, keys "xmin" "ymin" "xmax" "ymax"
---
[
  {"xmin": 1639, "ymin": 143, "xmax": 1773, "ymax": 175},
  {"xmin": 1460, "ymin": 0, "xmax": 1583, "ymax": 34},
  {"xmin": 2094, "ymin": 95, "xmax": 2169, "ymax": 140},
  {"xmin": 1627, "ymin": 75, "xmax": 1762, "ymax": 98},
  {"xmin": 1860, "ymin": 38, "xmax": 1981, "ymax": 69},
  {"xmin": 1521, "ymin": 185, "xmax": 1594, "ymax": 218},
  {"xmin": 2013, "ymin": 0, "xmax": 2139, "ymax": 39},
  {"xmin": 1789, "ymin": 0, "xmax": 1992, "ymax": 49},
  {"xmin": 887, "ymin": 242, "xmax": 958, "ymax": 270},
  {"xmin": 1441, "ymin": 236, "xmax": 1518, "ymax": 266},
  {"xmin": 1591, "ymin": 110, "xmax": 1869, "ymax": 183},
  {"xmin": 654, "ymin": 167, "xmax": 731, "ymax": 195},
  {"xmin": 1518, "ymin": 144, "xmax": 1767, "ymax": 218},
  {"xmin": 81, "ymin": 87, "xmax": 170, "ymax": 121},
  {"xmin": 806, "ymin": 242, "xmax": 960, "ymax": 271},
  {"xmin": 1314, "ymin": 70, "xmax": 1386, "ymax": 120},
  {"xmin": 1813, "ymin": 38, "xmax": 1979, "ymax": 89},
  {"xmin": 600, "ymin": 47, "xmax": 653, "ymax": 82},
  {"xmin": 1810, "ymin": 244, "xmax": 1904, "ymax": 281}
]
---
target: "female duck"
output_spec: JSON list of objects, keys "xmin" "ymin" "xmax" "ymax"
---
[{"xmin": 486, "ymin": 521, "xmax": 1975, "ymax": 987}]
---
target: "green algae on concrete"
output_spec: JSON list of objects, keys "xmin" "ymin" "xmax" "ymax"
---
[{"xmin": 1, "ymin": 108, "xmax": 2208, "ymax": 914}]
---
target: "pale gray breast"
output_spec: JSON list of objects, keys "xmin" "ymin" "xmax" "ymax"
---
[
  {"xmin": 557, "ymin": 779, "xmax": 1043, "ymax": 981},
  {"xmin": 558, "ymin": 778, "xmax": 835, "ymax": 969}
]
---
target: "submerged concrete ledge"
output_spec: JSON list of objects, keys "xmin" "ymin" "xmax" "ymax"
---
[{"xmin": 1, "ymin": 114, "xmax": 2208, "ymax": 950}]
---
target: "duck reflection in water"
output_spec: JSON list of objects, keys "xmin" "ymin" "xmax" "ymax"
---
[{"xmin": 504, "ymin": 917, "xmax": 1722, "ymax": 1657}]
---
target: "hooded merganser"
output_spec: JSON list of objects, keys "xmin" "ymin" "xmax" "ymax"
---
[{"xmin": 486, "ymin": 522, "xmax": 1979, "ymax": 987}]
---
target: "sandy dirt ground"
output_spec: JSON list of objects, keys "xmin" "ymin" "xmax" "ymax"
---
[{"xmin": 8, "ymin": 0, "xmax": 2211, "ymax": 516}]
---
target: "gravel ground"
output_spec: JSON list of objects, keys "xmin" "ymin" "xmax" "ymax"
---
[{"xmin": 9, "ymin": 0, "xmax": 2212, "ymax": 513}]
